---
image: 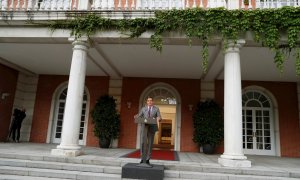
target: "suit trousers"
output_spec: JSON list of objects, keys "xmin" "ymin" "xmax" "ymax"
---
[
  {"xmin": 140, "ymin": 123, "xmax": 156, "ymax": 161},
  {"xmin": 11, "ymin": 125, "xmax": 21, "ymax": 141}
]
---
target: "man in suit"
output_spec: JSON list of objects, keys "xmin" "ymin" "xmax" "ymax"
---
[{"xmin": 135, "ymin": 96, "xmax": 162, "ymax": 165}]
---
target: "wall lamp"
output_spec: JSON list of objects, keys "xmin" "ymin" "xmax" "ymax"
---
[
  {"xmin": 188, "ymin": 104, "xmax": 193, "ymax": 111},
  {"xmin": 1, "ymin": 93, "xmax": 10, "ymax": 100},
  {"xmin": 127, "ymin": 102, "xmax": 132, "ymax": 109}
]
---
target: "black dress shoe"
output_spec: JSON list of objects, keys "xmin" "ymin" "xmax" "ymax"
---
[{"xmin": 146, "ymin": 160, "xmax": 150, "ymax": 164}]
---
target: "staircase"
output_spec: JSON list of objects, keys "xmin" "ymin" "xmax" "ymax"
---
[{"xmin": 0, "ymin": 152, "xmax": 299, "ymax": 180}]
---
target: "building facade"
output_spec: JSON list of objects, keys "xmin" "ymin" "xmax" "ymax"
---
[{"xmin": 0, "ymin": 0, "xmax": 300, "ymax": 168}]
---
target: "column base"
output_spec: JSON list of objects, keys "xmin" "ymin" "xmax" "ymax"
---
[
  {"xmin": 51, "ymin": 148, "xmax": 83, "ymax": 157},
  {"xmin": 220, "ymin": 154, "xmax": 247, "ymax": 160},
  {"xmin": 218, "ymin": 157, "xmax": 251, "ymax": 168}
]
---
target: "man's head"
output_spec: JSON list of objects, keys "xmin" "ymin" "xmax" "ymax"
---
[{"xmin": 146, "ymin": 96, "xmax": 153, "ymax": 107}]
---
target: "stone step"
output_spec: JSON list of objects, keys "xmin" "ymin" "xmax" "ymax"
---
[
  {"xmin": 0, "ymin": 158, "xmax": 121, "ymax": 174},
  {"xmin": 0, "ymin": 174, "xmax": 70, "ymax": 180},
  {"xmin": 0, "ymin": 166, "xmax": 121, "ymax": 180},
  {"xmin": 0, "ymin": 152, "xmax": 126, "ymax": 167},
  {"xmin": 1, "ymin": 160, "xmax": 299, "ymax": 180},
  {"xmin": 162, "ymin": 162, "xmax": 300, "ymax": 179},
  {"xmin": 1, "ymin": 165, "xmax": 298, "ymax": 180},
  {"xmin": 0, "ymin": 153, "xmax": 299, "ymax": 179},
  {"xmin": 164, "ymin": 170, "xmax": 300, "ymax": 180}
]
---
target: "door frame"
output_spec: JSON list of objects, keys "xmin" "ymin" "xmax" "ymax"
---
[
  {"xmin": 242, "ymin": 86, "xmax": 281, "ymax": 156},
  {"xmin": 136, "ymin": 82, "xmax": 182, "ymax": 151}
]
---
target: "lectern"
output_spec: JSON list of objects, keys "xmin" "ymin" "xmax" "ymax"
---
[
  {"xmin": 134, "ymin": 117, "xmax": 157, "ymax": 168},
  {"xmin": 121, "ymin": 117, "xmax": 164, "ymax": 180},
  {"xmin": 134, "ymin": 117, "xmax": 157, "ymax": 125}
]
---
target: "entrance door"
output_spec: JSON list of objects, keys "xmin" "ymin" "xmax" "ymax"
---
[
  {"xmin": 242, "ymin": 91, "xmax": 275, "ymax": 155},
  {"xmin": 159, "ymin": 119, "xmax": 172, "ymax": 145},
  {"xmin": 52, "ymin": 88, "xmax": 88, "ymax": 145},
  {"xmin": 144, "ymin": 88, "xmax": 177, "ymax": 150},
  {"xmin": 155, "ymin": 108, "xmax": 176, "ymax": 150}
]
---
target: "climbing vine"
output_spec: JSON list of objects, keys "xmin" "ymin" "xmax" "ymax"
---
[{"xmin": 44, "ymin": 7, "xmax": 300, "ymax": 74}]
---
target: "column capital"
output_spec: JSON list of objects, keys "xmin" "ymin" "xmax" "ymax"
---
[
  {"xmin": 69, "ymin": 37, "xmax": 90, "ymax": 51},
  {"xmin": 68, "ymin": 36, "xmax": 88, "ymax": 42},
  {"xmin": 224, "ymin": 39, "xmax": 245, "ymax": 53}
]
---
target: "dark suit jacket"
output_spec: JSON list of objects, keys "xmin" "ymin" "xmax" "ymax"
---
[
  {"xmin": 137, "ymin": 105, "xmax": 161, "ymax": 132},
  {"xmin": 12, "ymin": 109, "xmax": 26, "ymax": 128}
]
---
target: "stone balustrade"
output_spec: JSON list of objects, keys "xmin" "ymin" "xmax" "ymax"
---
[{"xmin": 0, "ymin": 0, "xmax": 298, "ymax": 11}]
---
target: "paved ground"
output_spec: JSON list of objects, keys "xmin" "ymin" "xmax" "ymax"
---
[{"xmin": 0, "ymin": 142, "xmax": 299, "ymax": 173}]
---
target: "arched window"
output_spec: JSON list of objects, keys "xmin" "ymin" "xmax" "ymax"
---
[
  {"xmin": 242, "ymin": 91, "xmax": 270, "ymax": 108},
  {"xmin": 52, "ymin": 88, "xmax": 88, "ymax": 145},
  {"xmin": 145, "ymin": 88, "xmax": 177, "ymax": 105}
]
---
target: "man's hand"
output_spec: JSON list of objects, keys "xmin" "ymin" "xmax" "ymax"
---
[
  {"xmin": 156, "ymin": 117, "xmax": 162, "ymax": 128},
  {"xmin": 134, "ymin": 114, "xmax": 138, "ymax": 119}
]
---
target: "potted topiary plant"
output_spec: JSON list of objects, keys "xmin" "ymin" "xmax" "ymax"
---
[
  {"xmin": 193, "ymin": 99, "xmax": 223, "ymax": 154},
  {"xmin": 91, "ymin": 95, "xmax": 120, "ymax": 148}
]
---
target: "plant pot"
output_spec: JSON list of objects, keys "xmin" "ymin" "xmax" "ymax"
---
[
  {"xmin": 203, "ymin": 144, "xmax": 215, "ymax": 154},
  {"xmin": 99, "ymin": 137, "xmax": 111, "ymax": 148}
]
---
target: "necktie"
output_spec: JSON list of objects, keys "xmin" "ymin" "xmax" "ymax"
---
[{"xmin": 148, "ymin": 106, "xmax": 151, "ymax": 118}]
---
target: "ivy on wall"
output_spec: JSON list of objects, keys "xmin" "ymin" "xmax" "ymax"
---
[{"xmin": 45, "ymin": 7, "xmax": 300, "ymax": 75}]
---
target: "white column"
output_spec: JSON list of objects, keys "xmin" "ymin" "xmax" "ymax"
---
[
  {"xmin": 51, "ymin": 38, "xmax": 89, "ymax": 157},
  {"xmin": 218, "ymin": 40, "xmax": 251, "ymax": 168},
  {"xmin": 227, "ymin": 0, "xmax": 239, "ymax": 9}
]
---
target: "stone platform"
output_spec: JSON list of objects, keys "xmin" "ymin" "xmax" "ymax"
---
[{"xmin": 122, "ymin": 163, "xmax": 164, "ymax": 180}]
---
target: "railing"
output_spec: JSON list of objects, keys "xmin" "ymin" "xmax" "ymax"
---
[
  {"xmin": 241, "ymin": 0, "xmax": 300, "ymax": 9},
  {"xmin": 0, "ymin": 0, "xmax": 77, "ymax": 11},
  {"xmin": 0, "ymin": 0, "xmax": 299, "ymax": 11},
  {"xmin": 0, "ymin": 0, "xmax": 225, "ymax": 11},
  {"xmin": 91, "ymin": 0, "xmax": 227, "ymax": 10}
]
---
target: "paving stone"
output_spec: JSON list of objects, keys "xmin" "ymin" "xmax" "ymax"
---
[
  {"xmin": 28, "ymin": 168, "xmax": 77, "ymax": 179},
  {"xmin": 0, "ymin": 174, "xmax": 70, "ymax": 180},
  {"xmin": 27, "ymin": 161, "xmax": 64, "ymax": 170},
  {"xmin": 241, "ymin": 169, "xmax": 290, "ymax": 177},
  {"xmin": 104, "ymin": 166, "xmax": 121, "ymax": 174},
  {"xmin": 0, "ymin": 166, "xmax": 29, "ymax": 176},
  {"xmin": 76, "ymin": 171, "xmax": 121, "ymax": 180},
  {"xmin": 179, "ymin": 171, "xmax": 229, "ymax": 180},
  {"xmin": 290, "ymin": 171, "xmax": 300, "ymax": 178},
  {"xmin": 164, "ymin": 170, "xmax": 180, "ymax": 178},
  {"xmin": 0, "ymin": 158, "xmax": 27, "ymax": 167}
]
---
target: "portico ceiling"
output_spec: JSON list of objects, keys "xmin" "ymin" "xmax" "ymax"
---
[{"xmin": 0, "ymin": 33, "xmax": 299, "ymax": 82}]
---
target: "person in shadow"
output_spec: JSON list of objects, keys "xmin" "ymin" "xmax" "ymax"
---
[{"xmin": 9, "ymin": 108, "xmax": 26, "ymax": 143}]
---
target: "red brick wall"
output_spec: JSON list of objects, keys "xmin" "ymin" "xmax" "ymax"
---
[
  {"xmin": 215, "ymin": 80, "xmax": 300, "ymax": 157},
  {"xmin": 118, "ymin": 77, "xmax": 200, "ymax": 152},
  {"xmin": 0, "ymin": 64, "xmax": 18, "ymax": 141},
  {"xmin": 30, "ymin": 75, "xmax": 109, "ymax": 146}
]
